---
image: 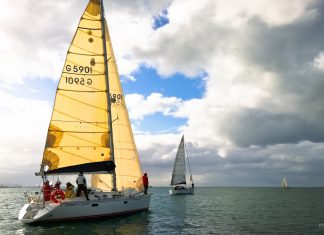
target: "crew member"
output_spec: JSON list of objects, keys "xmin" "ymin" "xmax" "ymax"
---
[
  {"xmin": 54, "ymin": 180, "xmax": 61, "ymax": 189},
  {"xmin": 142, "ymin": 172, "xmax": 149, "ymax": 195},
  {"xmin": 76, "ymin": 172, "xmax": 89, "ymax": 200},
  {"xmin": 65, "ymin": 182, "xmax": 75, "ymax": 198},
  {"xmin": 42, "ymin": 180, "xmax": 52, "ymax": 201}
]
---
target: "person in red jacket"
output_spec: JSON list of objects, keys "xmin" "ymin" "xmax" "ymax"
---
[
  {"xmin": 142, "ymin": 173, "xmax": 149, "ymax": 195},
  {"xmin": 54, "ymin": 181, "xmax": 61, "ymax": 189},
  {"xmin": 42, "ymin": 180, "xmax": 52, "ymax": 201}
]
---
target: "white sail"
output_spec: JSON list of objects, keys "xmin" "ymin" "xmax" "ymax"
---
[
  {"xmin": 169, "ymin": 135, "xmax": 194, "ymax": 195},
  {"xmin": 281, "ymin": 177, "xmax": 288, "ymax": 188},
  {"xmin": 171, "ymin": 136, "xmax": 186, "ymax": 185}
]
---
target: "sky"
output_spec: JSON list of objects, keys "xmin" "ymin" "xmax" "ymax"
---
[{"xmin": 1, "ymin": 0, "xmax": 324, "ymax": 187}]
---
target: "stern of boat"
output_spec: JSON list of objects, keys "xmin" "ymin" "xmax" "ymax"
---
[
  {"xmin": 18, "ymin": 201, "xmax": 60, "ymax": 224},
  {"xmin": 169, "ymin": 187, "xmax": 194, "ymax": 195},
  {"xmin": 18, "ymin": 202, "xmax": 44, "ymax": 224}
]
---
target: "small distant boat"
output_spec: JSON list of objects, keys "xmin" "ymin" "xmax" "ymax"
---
[
  {"xmin": 169, "ymin": 135, "xmax": 194, "ymax": 195},
  {"xmin": 18, "ymin": 0, "xmax": 150, "ymax": 224},
  {"xmin": 281, "ymin": 177, "xmax": 289, "ymax": 189}
]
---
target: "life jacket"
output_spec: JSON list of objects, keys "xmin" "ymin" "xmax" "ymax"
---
[
  {"xmin": 65, "ymin": 186, "xmax": 75, "ymax": 198},
  {"xmin": 43, "ymin": 184, "xmax": 52, "ymax": 201}
]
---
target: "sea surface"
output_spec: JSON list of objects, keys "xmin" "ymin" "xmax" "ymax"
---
[{"xmin": 1, "ymin": 187, "xmax": 324, "ymax": 234}]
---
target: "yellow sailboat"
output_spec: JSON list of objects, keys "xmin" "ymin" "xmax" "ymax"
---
[{"xmin": 19, "ymin": 0, "xmax": 150, "ymax": 224}]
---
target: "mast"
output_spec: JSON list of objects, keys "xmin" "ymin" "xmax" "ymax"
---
[
  {"xmin": 182, "ymin": 136, "xmax": 187, "ymax": 184},
  {"xmin": 100, "ymin": 0, "xmax": 117, "ymax": 191},
  {"xmin": 184, "ymin": 135, "xmax": 193, "ymax": 185}
]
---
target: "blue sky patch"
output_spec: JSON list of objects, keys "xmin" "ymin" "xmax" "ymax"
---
[
  {"xmin": 121, "ymin": 65, "xmax": 204, "ymax": 133},
  {"xmin": 135, "ymin": 112, "xmax": 187, "ymax": 133},
  {"xmin": 121, "ymin": 65, "xmax": 205, "ymax": 100},
  {"xmin": 153, "ymin": 9, "xmax": 170, "ymax": 30},
  {"xmin": 8, "ymin": 77, "xmax": 57, "ymax": 104}
]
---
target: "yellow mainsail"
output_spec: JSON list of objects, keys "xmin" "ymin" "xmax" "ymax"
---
[{"xmin": 42, "ymin": 0, "xmax": 143, "ymax": 191}]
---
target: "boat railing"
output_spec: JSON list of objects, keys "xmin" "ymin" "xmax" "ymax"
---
[{"xmin": 24, "ymin": 191, "xmax": 43, "ymax": 203}]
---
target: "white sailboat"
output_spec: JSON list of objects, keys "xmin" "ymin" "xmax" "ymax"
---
[
  {"xmin": 19, "ymin": 0, "xmax": 150, "ymax": 224},
  {"xmin": 281, "ymin": 177, "xmax": 289, "ymax": 189},
  {"xmin": 169, "ymin": 135, "xmax": 194, "ymax": 195}
]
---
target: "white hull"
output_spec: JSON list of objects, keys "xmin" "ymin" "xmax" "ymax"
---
[
  {"xmin": 19, "ymin": 192, "xmax": 151, "ymax": 224},
  {"xmin": 169, "ymin": 187, "xmax": 194, "ymax": 195}
]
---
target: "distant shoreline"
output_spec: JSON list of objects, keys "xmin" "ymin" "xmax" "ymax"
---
[
  {"xmin": 0, "ymin": 186, "xmax": 22, "ymax": 188},
  {"xmin": 0, "ymin": 185, "xmax": 38, "ymax": 188}
]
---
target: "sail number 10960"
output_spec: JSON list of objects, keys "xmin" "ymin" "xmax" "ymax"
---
[{"xmin": 65, "ymin": 65, "xmax": 92, "ymax": 74}]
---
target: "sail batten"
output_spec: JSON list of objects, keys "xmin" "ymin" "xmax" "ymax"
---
[{"xmin": 65, "ymin": 53, "xmax": 104, "ymax": 57}]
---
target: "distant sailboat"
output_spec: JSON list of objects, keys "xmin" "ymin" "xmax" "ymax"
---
[
  {"xmin": 18, "ymin": 0, "xmax": 150, "ymax": 224},
  {"xmin": 169, "ymin": 135, "xmax": 194, "ymax": 195},
  {"xmin": 281, "ymin": 177, "xmax": 289, "ymax": 189}
]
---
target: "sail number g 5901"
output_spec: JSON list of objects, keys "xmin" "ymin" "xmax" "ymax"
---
[{"xmin": 65, "ymin": 65, "xmax": 93, "ymax": 73}]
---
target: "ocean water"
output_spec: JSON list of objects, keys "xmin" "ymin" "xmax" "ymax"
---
[{"xmin": 1, "ymin": 187, "xmax": 324, "ymax": 234}]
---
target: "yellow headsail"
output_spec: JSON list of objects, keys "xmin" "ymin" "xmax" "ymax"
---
[
  {"xmin": 42, "ymin": 0, "xmax": 143, "ymax": 191},
  {"xmin": 92, "ymin": 6, "xmax": 144, "ymax": 192}
]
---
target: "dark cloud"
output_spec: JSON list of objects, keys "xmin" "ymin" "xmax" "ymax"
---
[
  {"xmin": 208, "ymin": 2, "xmax": 324, "ymax": 147},
  {"xmin": 220, "ymin": 108, "xmax": 324, "ymax": 147},
  {"xmin": 138, "ymin": 140, "xmax": 324, "ymax": 187}
]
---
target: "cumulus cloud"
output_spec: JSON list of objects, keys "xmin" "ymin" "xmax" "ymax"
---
[
  {"xmin": 0, "ymin": 0, "xmax": 171, "ymax": 84},
  {"xmin": 1, "ymin": 0, "xmax": 324, "ymax": 186},
  {"xmin": 128, "ymin": 0, "xmax": 324, "ymax": 186},
  {"xmin": 0, "ymin": 89, "xmax": 51, "ymax": 185},
  {"xmin": 126, "ymin": 93, "xmax": 182, "ymax": 120},
  {"xmin": 313, "ymin": 52, "xmax": 324, "ymax": 70},
  {"xmin": 132, "ymin": 0, "xmax": 324, "ymax": 147}
]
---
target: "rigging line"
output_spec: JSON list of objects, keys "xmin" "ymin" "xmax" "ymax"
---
[
  {"xmin": 81, "ymin": 17, "xmax": 101, "ymax": 22},
  {"xmin": 53, "ymin": 130, "xmax": 107, "ymax": 146},
  {"xmin": 58, "ymin": 88, "xmax": 106, "ymax": 93},
  {"xmin": 92, "ymin": 175, "xmax": 112, "ymax": 189},
  {"xmin": 78, "ymin": 26, "xmax": 101, "ymax": 30},
  {"xmin": 70, "ymin": 42, "xmax": 100, "ymax": 55},
  {"xmin": 112, "ymin": 147, "xmax": 136, "ymax": 151},
  {"xmin": 111, "ymin": 122, "xmax": 131, "ymax": 127},
  {"xmin": 112, "ymin": 116, "xmax": 119, "ymax": 123},
  {"xmin": 52, "ymin": 110, "xmax": 108, "ymax": 131},
  {"xmin": 184, "ymin": 137, "xmax": 193, "ymax": 183},
  {"xmin": 67, "ymin": 51, "xmax": 103, "ymax": 56},
  {"xmin": 116, "ymin": 173, "xmax": 142, "ymax": 177},
  {"xmin": 48, "ymin": 145, "xmax": 106, "ymax": 148},
  {"xmin": 48, "ymin": 130, "xmax": 108, "ymax": 134},
  {"xmin": 56, "ymin": 92, "xmax": 108, "ymax": 111},
  {"xmin": 48, "ymin": 148, "xmax": 100, "ymax": 163},
  {"xmin": 81, "ymin": 13, "xmax": 100, "ymax": 21},
  {"xmin": 51, "ymin": 120, "xmax": 107, "ymax": 124}
]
